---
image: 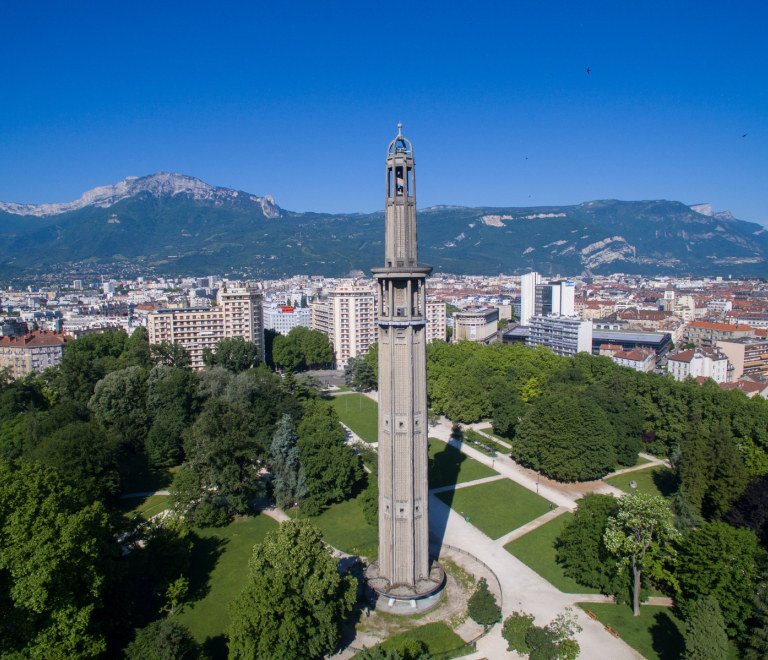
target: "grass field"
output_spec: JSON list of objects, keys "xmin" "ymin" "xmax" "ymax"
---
[
  {"xmin": 437, "ymin": 478, "xmax": 553, "ymax": 540},
  {"xmin": 504, "ymin": 512, "xmax": 600, "ymax": 594},
  {"xmin": 605, "ymin": 465, "xmax": 678, "ymax": 498},
  {"xmin": 176, "ymin": 514, "xmax": 280, "ymax": 660},
  {"xmin": 353, "ymin": 621, "xmax": 471, "ymax": 659},
  {"xmin": 331, "ymin": 393, "xmax": 378, "ymax": 444},
  {"xmin": 428, "ymin": 438, "xmax": 498, "ymax": 489},
  {"xmin": 301, "ymin": 492, "xmax": 379, "ymax": 559},
  {"xmin": 118, "ymin": 494, "xmax": 170, "ymax": 520}
]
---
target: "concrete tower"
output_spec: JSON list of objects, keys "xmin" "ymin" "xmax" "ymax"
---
[{"xmin": 366, "ymin": 125, "xmax": 443, "ymax": 612}]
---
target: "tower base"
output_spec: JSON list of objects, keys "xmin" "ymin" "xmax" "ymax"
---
[{"xmin": 364, "ymin": 559, "xmax": 445, "ymax": 616}]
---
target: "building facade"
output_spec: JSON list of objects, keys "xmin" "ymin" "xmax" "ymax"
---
[
  {"xmin": 716, "ymin": 338, "xmax": 768, "ymax": 380},
  {"xmin": 527, "ymin": 315, "xmax": 592, "ymax": 356},
  {"xmin": 683, "ymin": 321, "xmax": 754, "ymax": 347},
  {"xmin": 520, "ymin": 271, "xmax": 541, "ymax": 326},
  {"xmin": 147, "ymin": 287, "xmax": 264, "ymax": 370},
  {"xmin": 667, "ymin": 347, "xmax": 729, "ymax": 383},
  {"xmin": 0, "ymin": 331, "xmax": 72, "ymax": 379},
  {"xmin": 309, "ymin": 282, "xmax": 376, "ymax": 368},
  {"xmin": 452, "ymin": 306, "xmax": 499, "ymax": 343},
  {"xmin": 264, "ymin": 303, "xmax": 311, "ymax": 334},
  {"xmin": 425, "ymin": 301, "xmax": 447, "ymax": 343},
  {"xmin": 610, "ymin": 347, "xmax": 656, "ymax": 372}
]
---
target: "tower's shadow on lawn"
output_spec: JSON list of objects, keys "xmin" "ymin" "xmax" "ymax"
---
[{"xmin": 428, "ymin": 440, "xmax": 467, "ymax": 548}]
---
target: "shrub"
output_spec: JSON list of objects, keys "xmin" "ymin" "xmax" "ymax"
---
[
  {"xmin": 502, "ymin": 611, "xmax": 536, "ymax": 653},
  {"xmin": 467, "ymin": 577, "xmax": 501, "ymax": 627}
]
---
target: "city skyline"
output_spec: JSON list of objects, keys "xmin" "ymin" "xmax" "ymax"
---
[{"xmin": 1, "ymin": 0, "xmax": 766, "ymax": 225}]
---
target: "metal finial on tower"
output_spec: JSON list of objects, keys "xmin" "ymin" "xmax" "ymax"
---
[{"xmin": 397, "ymin": 123, "xmax": 403, "ymax": 137}]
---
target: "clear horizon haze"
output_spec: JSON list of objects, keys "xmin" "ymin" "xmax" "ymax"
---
[{"xmin": 1, "ymin": 0, "xmax": 766, "ymax": 224}]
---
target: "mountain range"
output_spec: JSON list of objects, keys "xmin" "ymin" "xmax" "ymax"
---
[{"xmin": 1, "ymin": 172, "xmax": 766, "ymax": 279}]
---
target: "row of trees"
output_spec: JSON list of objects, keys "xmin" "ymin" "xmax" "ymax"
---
[{"xmin": 270, "ymin": 326, "xmax": 334, "ymax": 371}]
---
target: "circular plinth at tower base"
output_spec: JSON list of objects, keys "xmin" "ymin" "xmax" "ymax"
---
[{"xmin": 364, "ymin": 559, "xmax": 445, "ymax": 616}]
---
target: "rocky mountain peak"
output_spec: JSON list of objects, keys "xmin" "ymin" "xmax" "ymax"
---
[{"xmin": 0, "ymin": 172, "xmax": 281, "ymax": 218}]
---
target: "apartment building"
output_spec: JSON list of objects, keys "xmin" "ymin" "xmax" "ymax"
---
[
  {"xmin": 716, "ymin": 338, "xmax": 768, "ymax": 379},
  {"xmin": 426, "ymin": 301, "xmax": 447, "ymax": 343},
  {"xmin": 147, "ymin": 287, "xmax": 264, "ymax": 370},
  {"xmin": 0, "ymin": 331, "xmax": 72, "ymax": 379},
  {"xmin": 310, "ymin": 281, "xmax": 375, "ymax": 368},
  {"xmin": 610, "ymin": 347, "xmax": 656, "ymax": 373},
  {"xmin": 527, "ymin": 315, "xmax": 592, "ymax": 357},
  {"xmin": 453, "ymin": 306, "xmax": 499, "ymax": 343},
  {"xmin": 667, "ymin": 347, "xmax": 729, "ymax": 383},
  {"xmin": 264, "ymin": 303, "xmax": 311, "ymax": 335},
  {"xmin": 683, "ymin": 321, "xmax": 754, "ymax": 347}
]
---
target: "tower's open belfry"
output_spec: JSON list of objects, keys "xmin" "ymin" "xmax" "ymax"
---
[{"xmin": 366, "ymin": 125, "xmax": 444, "ymax": 612}]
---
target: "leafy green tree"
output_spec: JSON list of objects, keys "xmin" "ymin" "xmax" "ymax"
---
[
  {"xmin": 269, "ymin": 414, "xmax": 308, "ymax": 509},
  {"xmin": 364, "ymin": 342, "xmax": 379, "ymax": 383},
  {"xmin": 0, "ymin": 459, "xmax": 116, "ymax": 659},
  {"xmin": 227, "ymin": 520, "xmax": 356, "ymax": 660},
  {"xmin": 490, "ymin": 386, "xmax": 527, "ymax": 438},
  {"xmin": 272, "ymin": 327, "xmax": 334, "ymax": 371},
  {"xmin": 513, "ymin": 392, "xmax": 617, "ymax": 482},
  {"xmin": 744, "ymin": 584, "xmax": 768, "ymax": 660},
  {"xmin": 468, "ymin": 577, "xmax": 501, "ymax": 627},
  {"xmin": 26, "ymin": 420, "xmax": 121, "ymax": 504},
  {"xmin": 151, "ymin": 341, "xmax": 191, "ymax": 368},
  {"xmin": 183, "ymin": 398, "xmax": 266, "ymax": 517},
  {"xmin": 604, "ymin": 494, "xmax": 679, "ymax": 616},
  {"xmin": 355, "ymin": 646, "xmax": 429, "ymax": 660},
  {"xmin": 556, "ymin": 494, "xmax": 634, "ymax": 601},
  {"xmin": 676, "ymin": 522, "xmax": 768, "ymax": 639},
  {"xmin": 683, "ymin": 596, "xmax": 728, "ymax": 660},
  {"xmin": 502, "ymin": 611, "xmax": 536, "ymax": 654},
  {"xmin": 121, "ymin": 327, "xmax": 153, "ymax": 369},
  {"xmin": 202, "ymin": 337, "xmax": 261, "ymax": 373},
  {"xmin": 358, "ymin": 473, "xmax": 378, "ymax": 527},
  {"xmin": 297, "ymin": 399, "xmax": 363, "ymax": 513},
  {"xmin": 272, "ymin": 334, "xmax": 303, "ymax": 370},
  {"xmin": 725, "ymin": 475, "xmax": 768, "ymax": 548},
  {"xmin": 344, "ymin": 356, "xmax": 377, "ymax": 390},
  {"xmin": 88, "ymin": 365, "xmax": 149, "ymax": 450},
  {"xmin": 125, "ymin": 618, "xmax": 205, "ymax": 660}
]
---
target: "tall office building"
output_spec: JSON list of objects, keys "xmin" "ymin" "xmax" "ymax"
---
[
  {"xmin": 520, "ymin": 271, "xmax": 541, "ymax": 326},
  {"xmin": 366, "ymin": 125, "xmax": 443, "ymax": 611}
]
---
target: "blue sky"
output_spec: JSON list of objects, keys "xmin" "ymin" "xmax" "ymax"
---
[{"xmin": 1, "ymin": 0, "xmax": 766, "ymax": 223}]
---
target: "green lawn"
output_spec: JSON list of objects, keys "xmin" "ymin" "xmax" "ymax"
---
[
  {"xmin": 331, "ymin": 393, "xmax": 379, "ymax": 444},
  {"xmin": 428, "ymin": 438, "xmax": 498, "ymax": 489},
  {"xmin": 504, "ymin": 512, "xmax": 600, "ymax": 594},
  {"xmin": 301, "ymin": 492, "xmax": 379, "ymax": 559},
  {"xmin": 118, "ymin": 494, "xmax": 170, "ymax": 520},
  {"xmin": 605, "ymin": 465, "xmax": 678, "ymax": 498},
  {"xmin": 176, "ymin": 514, "xmax": 280, "ymax": 659},
  {"xmin": 353, "ymin": 622, "xmax": 471, "ymax": 659},
  {"xmin": 437, "ymin": 478, "xmax": 553, "ymax": 540}
]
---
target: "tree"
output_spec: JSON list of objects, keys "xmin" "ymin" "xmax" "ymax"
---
[
  {"xmin": 0, "ymin": 459, "xmax": 116, "ymax": 659},
  {"xmin": 356, "ymin": 646, "xmax": 429, "ymax": 660},
  {"xmin": 513, "ymin": 392, "xmax": 617, "ymax": 482},
  {"xmin": 726, "ymin": 475, "xmax": 768, "ymax": 548},
  {"xmin": 269, "ymin": 414, "xmax": 308, "ymax": 509},
  {"xmin": 522, "ymin": 609, "xmax": 582, "ymax": 660},
  {"xmin": 490, "ymin": 387, "xmax": 527, "ymax": 439},
  {"xmin": 744, "ymin": 584, "xmax": 768, "ymax": 660},
  {"xmin": 227, "ymin": 520, "xmax": 356, "ymax": 660},
  {"xmin": 297, "ymin": 399, "xmax": 363, "ymax": 513},
  {"xmin": 88, "ymin": 365, "xmax": 149, "ymax": 450},
  {"xmin": 160, "ymin": 577, "xmax": 189, "ymax": 616},
  {"xmin": 604, "ymin": 494, "xmax": 680, "ymax": 616},
  {"xmin": 683, "ymin": 596, "xmax": 728, "ymax": 660},
  {"xmin": 468, "ymin": 577, "xmax": 501, "ymax": 627},
  {"xmin": 183, "ymin": 398, "xmax": 265, "ymax": 517},
  {"xmin": 502, "ymin": 611, "xmax": 536, "ymax": 654},
  {"xmin": 676, "ymin": 521, "xmax": 768, "ymax": 639},
  {"xmin": 125, "ymin": 618, "xmax": 205, "ymax": 660},
  {"xmin": 556, "ymin": 494, "xmax": 633, "ymax": 601},
  {"xmin": 344, "ymin": 356, "xmax": 377, "ymax": 390},
  {"xmin": 358, "ymin": 473, "xmax": 378, "ymax": 527},
  {"xmin": 203, "ymin": 337, "xmax": 261, "ymax": 373},
  {"xmin": 151, "ymin": 341, "xmax": 191, "ymax": 368}
]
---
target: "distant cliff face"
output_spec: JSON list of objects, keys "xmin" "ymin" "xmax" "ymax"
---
[
  {"xmin": 0, "ymin": 175, "xmax": 765, "ymax": 278},
  {"xmin": 0, "ymin": 172, "xmax": 282, "ymax": 219}
]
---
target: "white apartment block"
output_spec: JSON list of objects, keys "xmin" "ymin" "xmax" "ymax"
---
[
  {"xmin": 527, "ymin": 315, "xmax": 592, "ymax": 357},
  {"xmin": 147, "ymin": 287, "xmax": 263, "ymax": 370},
  {"xmin": 667, "ymin": 347, "xmax": 729, "ymax": 383},
  {"xmin": 264, "ymin": 303, "xmax": 311, "ymax": 335},
  {"xmin": 610, "ymin": 347, "xmax": 656, "ymax": 373},
  {"xmin": 426, "ymin": 301, "xmax": 447, "ymax": 343},
  {"xmin": 310, "ymin": 281, "xmax": 375, "ymax": 368},
  {"xmin": 520, "ymin": 271, "xmax": 541, "ymax": 326}
]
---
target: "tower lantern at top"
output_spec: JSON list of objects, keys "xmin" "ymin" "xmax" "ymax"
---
[{"xmin": 384, "ymin": 123, "xmax": 418, "ymax": 269}]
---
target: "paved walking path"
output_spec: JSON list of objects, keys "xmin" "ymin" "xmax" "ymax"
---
[
  {"xmin": 574, "ymin": 594, "xmax": 674, "ymax": 606},
  {"xmin": 428, "ymin": 474, "xmax": 506, "ymax": 494},
  {"xmin": 121, "ymin": 490, "xmax": 170, "ymax": 498},
  {"xmin": 429, "ymin": 494, "xmax": 645, "ymax": 660},
  {"xmin": 495, "ymin": 506, "xmax": 570, "ymax": 546},
  {"xmin": 470, "ymin": 425, "xmax": 512, "ymax": 450},
  {"xmin": 606, "ymin": 452, "xmax": 669, "ymax": 478}
]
